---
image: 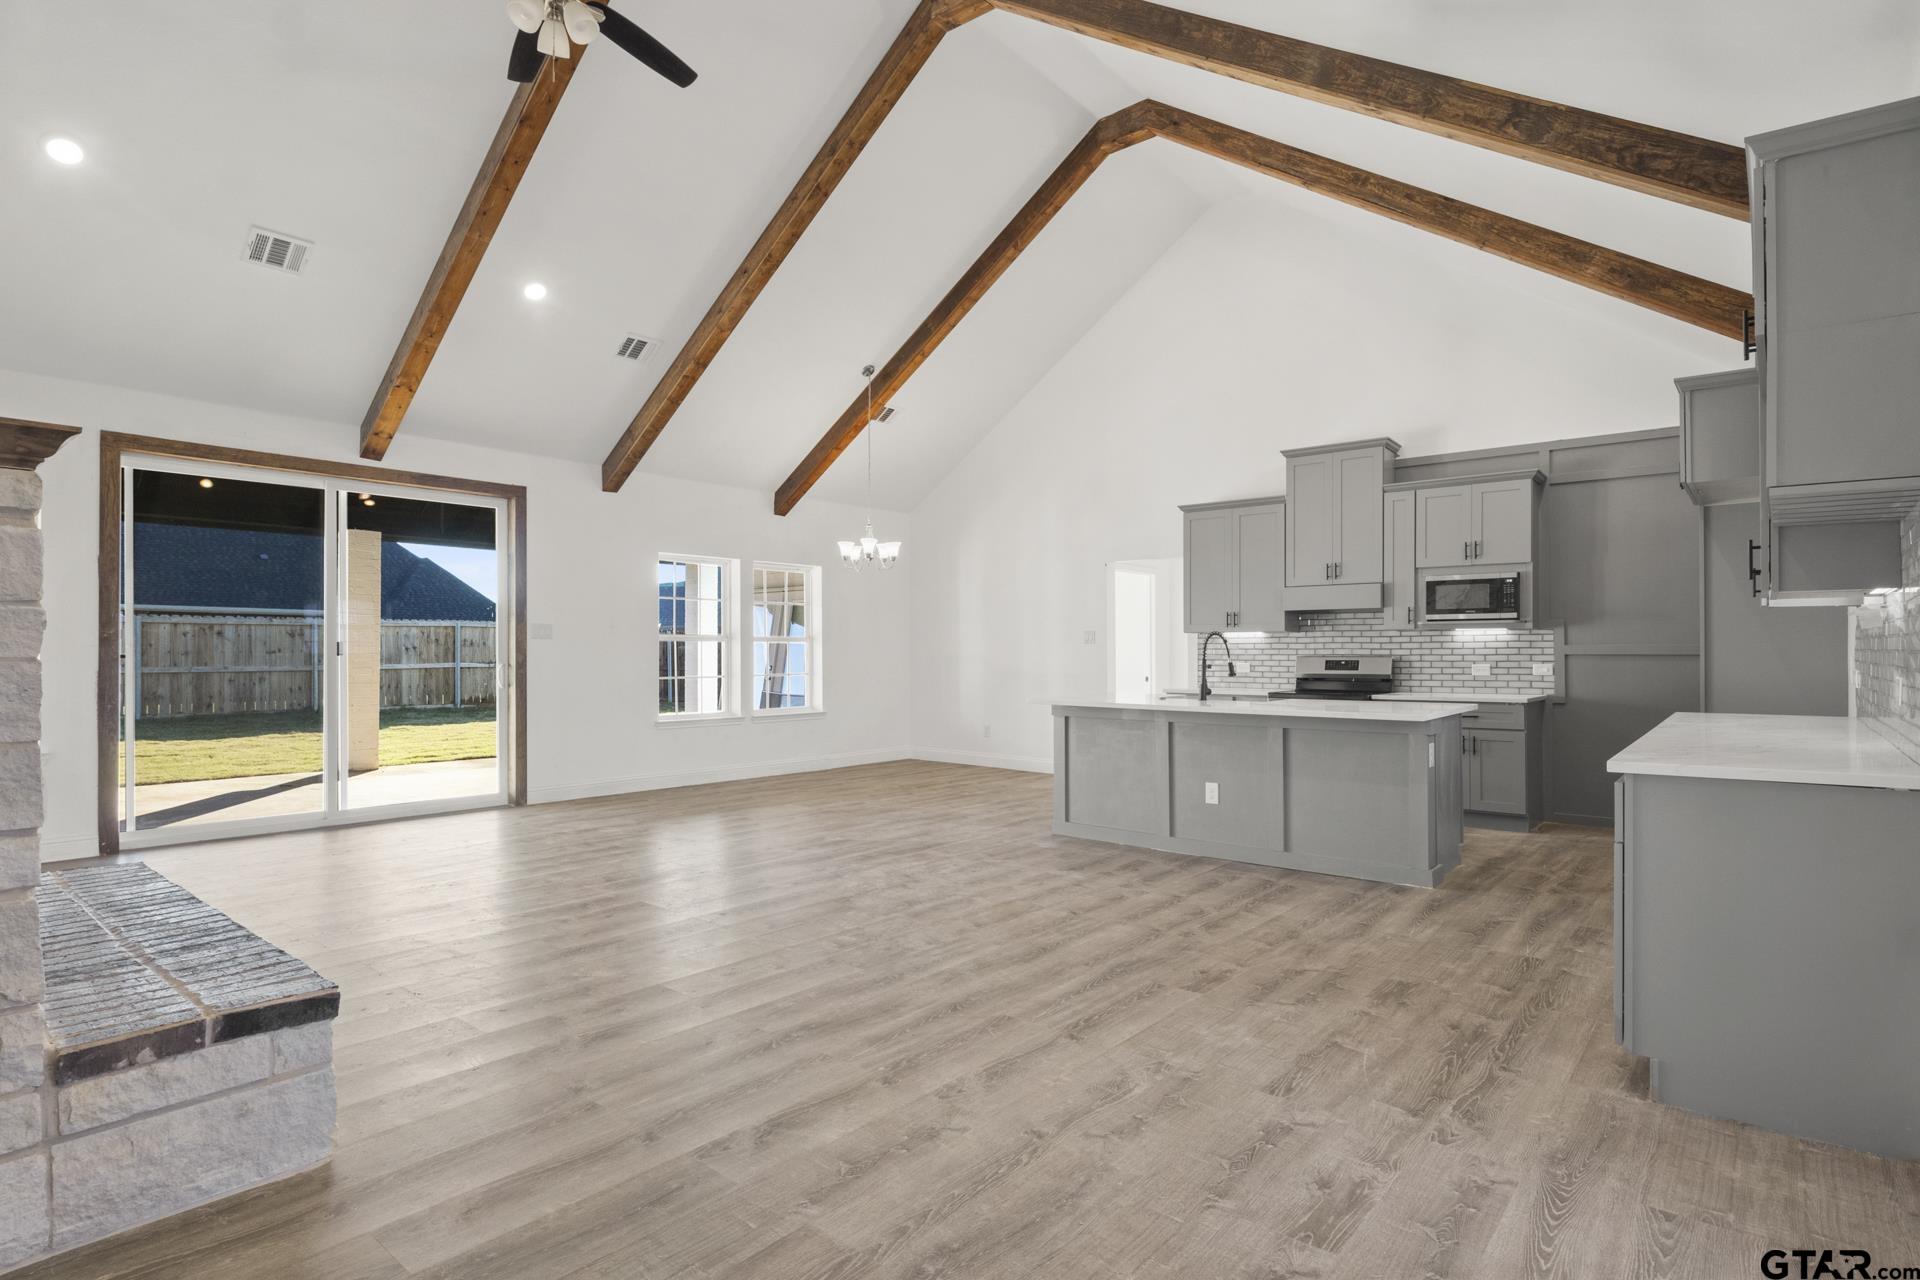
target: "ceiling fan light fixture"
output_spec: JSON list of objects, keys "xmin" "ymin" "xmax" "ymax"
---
[
  {"xmin": 506, "ymin": 0, "xmax": 544, "ymax": 33},
  {"xmin": 537, "ymin": 18, "xmax": 572, "ymax": 58},
  {"xmin": 562, "ymin": 0, "xmax": 603, "ymax": 44}
]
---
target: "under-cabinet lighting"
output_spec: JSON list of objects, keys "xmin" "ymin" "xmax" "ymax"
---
[{"xmin": 196, "ymin": 478, "xmax": 214, "ymax": 489}]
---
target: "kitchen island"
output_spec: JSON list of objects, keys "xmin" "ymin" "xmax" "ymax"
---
[
  {"xmin": 1610, "ymin": 712, "xmax": 1920, "ymax": 1160},
  {"xmin": 1052, "ymin": 698, "xmax": 1473, "ymax": 887}
]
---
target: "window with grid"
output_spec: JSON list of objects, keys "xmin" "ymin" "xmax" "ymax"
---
[
  {"xmin": 750, "ymin": 564, "xmax": 818, "ymax": 712},
  {"xmin": 658, "ymin": 557, "xmax": 732, "ymax": 717}
]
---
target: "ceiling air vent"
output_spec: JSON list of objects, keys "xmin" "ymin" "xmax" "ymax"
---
[
  {"xmin": 615, "ymin": 334, "xmax": 654, "ymax": 361},
  {"xmin": 243, "ymin": 226, "xmax": 312, "ymax": 275},
  {"xmin": 876, "ymin": 406, "xmax": 897, "ymax": 422}
]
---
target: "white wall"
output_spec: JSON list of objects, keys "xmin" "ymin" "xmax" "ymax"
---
[
  {"xmin": 906, "ymin": 188, "xmax": 1739, "ymax": 770},
  {"xmin": 0, "ymin": 369, "xmax": 913, "ymax": 860}
]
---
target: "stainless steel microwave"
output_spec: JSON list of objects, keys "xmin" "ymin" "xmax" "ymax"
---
[{"xmin": 1424, "ymin": 572, "xmax": 1521, "ymax": 622}]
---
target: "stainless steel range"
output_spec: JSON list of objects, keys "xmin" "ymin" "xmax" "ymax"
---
[{"xmin": 1267, "ymin": 655, "xmax": 1395, "ymax": 700}]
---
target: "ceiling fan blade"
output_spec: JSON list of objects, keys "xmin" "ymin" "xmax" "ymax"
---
[
  {"xmin": 587, "ymin": 5, "xmax": 696, "ymax": 87},
  {"xmin": 506, "ymin": 28, "xmax": 544, "ymax": 82}
]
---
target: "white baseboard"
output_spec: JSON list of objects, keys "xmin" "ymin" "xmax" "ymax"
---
[
  {"xmin": 528, "ymin": 747, "xmax": 914, "ymax": 805},
  {"xmin": 908, "ymin": 747, "xmax": 1053, "ymax": 774},
  {"xmin": 39, "ymin": 833, "xmax": 102, "ymax": 864}
]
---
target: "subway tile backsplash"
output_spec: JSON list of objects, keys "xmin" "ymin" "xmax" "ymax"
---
[
  {"xmin": 1191, "ymin": 614, "xmax": 1557, "ymax": 697},
  {"xmin": 1851, "ymin": 505, "xmax": 1920, "ymax": 760}
]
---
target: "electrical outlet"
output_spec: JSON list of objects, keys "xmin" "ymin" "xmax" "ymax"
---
[
  {"xmin": 1083, "ymin": 630, "xmax": 1097, "ymax": 645},
  {"xmin": 1204, "ymin": 781, "xmax": 1219, "ymax": 805},
  {"xmin": 982, "ymin": 724, "xmax": 992, "ymax": 740},
  {"xmin": 1472, "ymin": 662, "xmax": 1491, "ymax": 678},
  {"xmin": 1533, "ymin": 662, "xmax": 1554, "ymax": 677}
]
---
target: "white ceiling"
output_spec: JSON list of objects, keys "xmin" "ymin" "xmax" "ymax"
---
[{"xmin": 2, "ymin": 1, "xmax": 1916, "ymax": 510}]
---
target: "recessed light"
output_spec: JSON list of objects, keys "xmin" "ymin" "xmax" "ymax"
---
[
  {"xmin": 522, "ymin": 282, "xmax": 548, "ymax": 301},
  {"xmin": 197, "ymin": 478, "xmax": 214, "ymax": 489},
  {"xmin": 43, "ymin": 136, "xmax": 85, "ymax": 166},
  {"xmin": 361, "ymin": 495, "xmax": 376, "ymax": 507}
]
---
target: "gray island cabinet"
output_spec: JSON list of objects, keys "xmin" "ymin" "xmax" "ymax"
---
[
  {"xmin": 1052, "ymin": 699, "xmax": 1471, "ymax": 887},
  {"xmin": 1610, "ymin": 712, "xmax": 1920, "ymax": 1160}
]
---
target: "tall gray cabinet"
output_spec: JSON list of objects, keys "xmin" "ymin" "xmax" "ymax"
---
[{"xmin": 1747, "ymin": 97, "xmax": 1920, "ymax": 600}]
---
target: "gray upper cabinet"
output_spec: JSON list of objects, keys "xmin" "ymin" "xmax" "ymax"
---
[
  {"xmin": 1407, "ymin": 473, "xmax": 1541, "ymax": 569},
  {"xmin": 1183, "ymin": 508, "xmax": 1236, "ymax": 633},
  {"xmin": 1233, "ymin": 504, "xmax": 1287, "ymax": 632},
  {"xmin": 1750, "ymin": 98, "xmax": 1920, "ymax": 511},
  {"xmin": 1472, "ymin": 479, "xmax": 1535, "ymax": 564},
  {"xmin": 1382, "ymin": 490, "xmax": 1417, "ymax": 630},
  {"xmin": 1283, "ymin": 454, "xmax": 1336, "ymax": 586},
  {"xmin": 1283, "ymin": 440, "xmax": 1397, "ymax": 587},
  {"xmin": 1677, "ymin": 368, "xmax": 1760, "ymax": 506},
  {"xmin": 1181, "ymin": 498, "xmax": 1285, "ymax": 633}
]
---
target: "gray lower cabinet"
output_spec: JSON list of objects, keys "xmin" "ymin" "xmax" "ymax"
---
[
  {"xmin": 1382, "ymin": 490, "xmax": 1417, "ymax": 629},
  {"xmin": 1459, "ymin": 702, "xmax": 1543, "ymax": 829},
  {"xmin": 1614, "ymin": 771, "xmax": 1920, "ymax": 1160},
  {"xmin": 1181, "ymin": 498, "xmax": 1285, "ymax": 632}
]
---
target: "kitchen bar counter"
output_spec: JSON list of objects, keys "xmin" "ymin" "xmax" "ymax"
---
[
  {"xmin": 1051, "ymin": 699, "xmax": 1466, "ymax": 887},
  {"xmin": 1608, "ymin": 711, "xmax": 1920, "ymax": 790},
  {"xmin": 1610, "ymin": 712, "xmax": 1920, "ymax": 1160},
  {"xmin": 1099, "ymin": 696, "xmax": 1475, "ymax": 722}
]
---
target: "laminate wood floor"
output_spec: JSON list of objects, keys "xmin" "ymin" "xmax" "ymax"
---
[{"xmin": 25, "ymin": 762, "xmax": 1918, "ymax": 1279}]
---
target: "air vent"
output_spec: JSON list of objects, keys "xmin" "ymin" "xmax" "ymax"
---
[
  {"xmin": 616, "ymin": 333, "xmax": 654, "ymax": 361},
  {"xmin": 243, "ymin": 226, "xmax": 312, "ymax": 275},
  {"xmin": 876, "ymin": 405, "xmax": 896, "ymax": 422}
]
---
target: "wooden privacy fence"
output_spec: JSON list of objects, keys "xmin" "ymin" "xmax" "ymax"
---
[{"xmin": 131, "ymin": 612, "xmax": 497, "ymax": 719}]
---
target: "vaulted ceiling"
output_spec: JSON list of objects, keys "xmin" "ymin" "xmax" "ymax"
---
[{"xmin": 3, "ymin": 1, "xmax": 1916, "ymax": 510}]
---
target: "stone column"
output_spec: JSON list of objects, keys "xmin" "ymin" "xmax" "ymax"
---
[
  {"xmin": 0, "ymin": 419, "xmax": 75, "ymax": 1269},
  {"xmin": 345, "ymin": 529, "xmax": 381, "ymax": 773}
]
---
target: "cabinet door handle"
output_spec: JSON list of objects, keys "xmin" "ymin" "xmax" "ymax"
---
[
  {"xmin": 1406, "ymin": 605, "xmax": 1413, "ymax": 624},
  {"xmin": 1464, "ymin": 540, "xmax": 1470, "ymax": 561},
  {"xmin": 1747, "ymin": 540, "xmax": 1762, "ymax": 597},
  {"xmin": 1335, "ymin": 562, "xmax": 1341, "ymax": 578},
  {"xmin": 1474, "ymin": 540, "xmax": 1482, "ymax": 560}
]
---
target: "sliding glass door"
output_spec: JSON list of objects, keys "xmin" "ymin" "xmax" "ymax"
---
[{"xmin": 118, "ymin": 456, "xmax": 508, "ymax": 846}]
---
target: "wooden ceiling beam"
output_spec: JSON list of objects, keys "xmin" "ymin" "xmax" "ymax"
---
[
  {"xmin": 598, "ymin": 0, "xmax": 987, "ymax": 491},
  {"xmin": 603, "ymin": 0, "xmax": 1746, "ymax": 493},
  {"xmin": 359, "ymin": 55, "xmax": 588, "ymax": 460},
  {"xmin": 987, "ymin": 0, "xmax": 1750, "ymax": 219},
  {"xmin": 772, "ymin": 100, "xmax": 1750, "ymax": 515}
]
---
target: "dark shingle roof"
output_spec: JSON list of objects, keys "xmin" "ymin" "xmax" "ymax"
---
[{"xmin": 133, "ymin": 524, "xmax": 495, "ymax": 622}]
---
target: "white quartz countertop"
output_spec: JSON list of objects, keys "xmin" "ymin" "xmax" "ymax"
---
[
  {"xmin": 1372, "ymin": 691, "xmax": 1551, "ymax": 705},
  {"xmin": 1054, "ymin": 697, "xmax": 1476, "ymax": 724},
  {"xmin": 1608, "ymin": 713, "xmax": 1920, "ymax": 790}
]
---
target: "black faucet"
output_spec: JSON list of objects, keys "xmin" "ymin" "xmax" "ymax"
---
[{"xmin": 1198, "ymin": 632, "xmax": 1236, "ymax": 701}]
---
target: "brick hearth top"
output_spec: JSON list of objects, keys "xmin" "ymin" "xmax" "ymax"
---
[{"xmin": 37, "ymin": 864, "xmax": 339, "ymax": 1083}]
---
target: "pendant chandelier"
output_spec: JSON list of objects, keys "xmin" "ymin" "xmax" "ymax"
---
[{"xmin": 838, "ymin": 364, "xmax": 901, "ymax": 571}]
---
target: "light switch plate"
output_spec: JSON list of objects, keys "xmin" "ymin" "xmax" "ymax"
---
[
  {"xmin": 1472, "ymin": 662, "xmax": 1491, "ymax": 677},
  {"xmin": 1533, "ymin": 662, "xmax": 1554, "ymax": 677},
  {"xmin": 1083, "ymin": 630, "xmax": 1097, "ymax": 645},
  {"xmin": 1204, "ymin": 781, "xmax": 1219, "ymax": 805},
  {"xmin": 530, "ymin": 622, "xmax": 554, "ymax": 640}
]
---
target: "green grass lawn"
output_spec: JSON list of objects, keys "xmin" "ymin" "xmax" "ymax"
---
[{"xmin": 125, "ymin": 707, "xmax": 497, "ymax": 784}]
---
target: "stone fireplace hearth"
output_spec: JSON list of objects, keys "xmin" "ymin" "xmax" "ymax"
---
[{"xmin": 0, "ymin": 418, "xmax": 339, "ymax": 1273}]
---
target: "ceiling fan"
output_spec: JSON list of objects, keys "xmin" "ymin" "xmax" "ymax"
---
[{"xmin": 505, "ymin": 0, "xmax": 696, "ymax": 88}]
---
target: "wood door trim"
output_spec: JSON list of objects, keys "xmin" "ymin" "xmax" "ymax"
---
[
  {"xmin": 773, "ymin": 100, "xmax": 1750, "ymax": 514},
  {"xmin": 97, "ymin": 432, "xmax": 530, "ymax": 855}
]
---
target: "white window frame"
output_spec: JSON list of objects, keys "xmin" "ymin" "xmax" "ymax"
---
[
  {"xmin": 655, "ymin": 553, "xmax": 740, "ymax": 724},
  {"xmin": 748, "ymin": 561, "xmax": 824, "ymax": 718}
]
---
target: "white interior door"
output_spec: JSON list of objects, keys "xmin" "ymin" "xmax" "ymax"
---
[{"xmin": 1113, "ymin": 568, "xmax": 1155, "ymax": 704}]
